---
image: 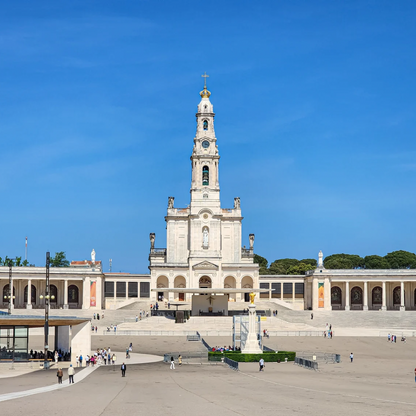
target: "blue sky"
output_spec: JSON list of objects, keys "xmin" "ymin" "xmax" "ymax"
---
[{"xmin": 1, "ymin": 1, "xmax": 415, "ymax": 272}]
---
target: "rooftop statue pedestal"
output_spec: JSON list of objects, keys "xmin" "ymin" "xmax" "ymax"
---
[{"xmin": 241, "ymin": 299, "xmax": 262, "ymax": 354}]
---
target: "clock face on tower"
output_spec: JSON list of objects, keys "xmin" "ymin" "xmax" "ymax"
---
[{"xmin": 202, "ymin": 140, "xmax": 210, "ymax": 149}]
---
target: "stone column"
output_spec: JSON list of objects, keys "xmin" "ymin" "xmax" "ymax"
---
[
  {"xmin": 83, "ymin": 277, "xmax": 90, "ymax": 310},
  {"xmin": 236, "ymin": 280, "xmax": 242, "ymax": 302},
  {"xmin": 400, "ymin": 281, "xmax": 405, "ymax": 311},
  {"xmin": 26, "ymin": 279, "xmax": 32, "ymax": 309},
  {"xmin": 324, "ymin": 278, "xmax": 331, "ymax": 310},
  {"xmin": 312, "ymin": 278, "xmax": 318, "ymax": 310},
  {"xmin": 64, "ymin": 279, "xmax": 69, "ymax": 309},
  {"xmin": 363, "ymin": 281, "xmax": 368, "ymax": 311},
  {"xmin": 281, "ymin": 281, "xmax": 284, "ymax": 302},
  {"xmin": 292, "ymin": 282, "xmax": 295, "ymax": 304},
  {"xmin": 345, "ymin": 281, "xmax": 350, "ymax": 311},
  {"xmin": 382, "ymin": 281, "xmax": 387, "ymax": 311}
]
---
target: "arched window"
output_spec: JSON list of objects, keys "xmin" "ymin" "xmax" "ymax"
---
[
  {"xmin": 372, "ymin": 286, "xmax": 382, "ymax": 305},
  {"xmin": 68, "ymin": 285, "xmax": 79, "ymax": 304},
  {"xmin": 202, "ymin": 226, "xmax": 209, "ymax": 248},
  {"xmin": 393, "ymin": 286, "xmax": 401, "ymax": 305},
  {"xmin": 202, "ymin": 166, "xmax": 209, "ymax": 186},
  {"xmin": 351, "ymin": 286, "xmax": 363, "ymax": 304},
  {"xmin": 2, "ymin": 285, "xmax": 15, "ymax": 303},
  {"xmin": 50, "ymin": 285, "xmax": 58, "ymax": 303},
  {"xmin": 203, "ymin": 120, "xmax": 208, "ymax": 130},
  {"xmin": 331, "ymin": 287, "xmax": 342, "ymax": 305},
  {"xmin": 24, "ymin": 285, "xmax": 36, "ymax": 304}
]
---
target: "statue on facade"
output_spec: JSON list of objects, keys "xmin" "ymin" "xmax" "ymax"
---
[
  {"xmin": 202, "ymin": 228, "xmax": 209, "ymax": 248},
  {"xmin": 249, "ymin": 292, "xmax": 255, "ymax": 304},
  {"xmin": 249, "ymin": 234, "xmax": 255, "ymax": 250},
  {"xmin": 149, "ymin": 233, "xmax": 155, "ymax": 250},
  {"xmin": 234, "ymin": 197, "xmax": 240, "ymax": 209},
  {"xmin": 168, "ymin": 196, "xmax": 174, "ymax": 209},
  {"xmin": 91, "ymin": 249, "xmax": 96, "ymax": 264}
]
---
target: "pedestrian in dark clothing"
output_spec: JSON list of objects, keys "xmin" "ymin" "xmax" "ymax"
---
[
  {"xmin": 57, "ymin": 368, "xmax": 63, "ymax": 384},
  {"xmin": 121, "ymin": 362, "xmax": 126, "ymax": 377}
]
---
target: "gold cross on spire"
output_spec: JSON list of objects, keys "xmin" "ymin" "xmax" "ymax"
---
[{"xmin": 201, "ymin": 72, "xmax": 209, "ymax": 88}]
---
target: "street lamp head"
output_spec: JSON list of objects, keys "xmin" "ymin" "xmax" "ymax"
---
[{"xmin": 40, "ymin": 295, "xmax": 44, "ymax": 299}]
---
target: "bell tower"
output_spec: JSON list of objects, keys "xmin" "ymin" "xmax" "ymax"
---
[{"xmin": 190, "ymin": 73, "xmax": 220, "ymax": 210}]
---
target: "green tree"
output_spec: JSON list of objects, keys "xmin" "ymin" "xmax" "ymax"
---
[
  {"xmin": 269, "ymin": 258, "xmax": 299, "ymax": 275},
  {"xmin": 364, "ymin": 255, "xmax": 390, "ymax": 269},
  {"xmin": 300, "ymin": 258, "xmax": 317, "ymax": 268},
  {"xmin": 22, "ymin": 259, "xmax": 29, "ymax": 267},
  {"xmin": 384, "ymin": 250, "xmax": 416, "ymax": 269},
  {"xmin": 324, "ymin": 254, "xmax": 364, "ymax": 269},
  {"xmin": 287, "ymin": 262, "xmax": 315, "ymax": 275},
  {"xmin": 14, "ymin": 257, "xmax": 22, "ymax": 267},
  {"xmin": 50, "ymin": 252, "xmax": 70, "ymax": 267},
  {"xmin": 253, "ymin": 254, "xmax": 270, "ymax": 274}
]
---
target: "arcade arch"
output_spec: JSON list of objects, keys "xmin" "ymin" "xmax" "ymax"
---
[{"xmin": 224, "ymin": 276, "xmax": 236, "ymax": 301}]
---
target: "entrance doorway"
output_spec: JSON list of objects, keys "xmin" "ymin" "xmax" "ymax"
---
[
  {"xmin": 179, "ymin": 293, "xmax": 185, "ymax": 301},
  {"xmin": 157, "ymin": 291, "xmax": 164, "ymax": 301},
  {"xmin": 244, "ymin": 293, "xmax": 250, "ymax": 302}
]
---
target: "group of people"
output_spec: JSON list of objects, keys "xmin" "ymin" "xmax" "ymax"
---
[
  {"xmin": 93, "ymin": 313, "xmax": 104, "ymax": 320},
  {"xmin": 135, "ymin": 310, "xmax": 148, "ymax": 321},
  {"xmin": 30, "ymin": 349, "xmax": 70, "ymax": 362},
  {"xmin": 169, "ymin": 355, "xmax": 182, "ymax": 369},
  {"xmin": 324, "ymin": 323, "xmax": 333, "ymax": 339},
  {"xmin": 272, "ymin": 310, "xmax": 278, "ymax": 317},
  {"xmin": 263, "ymin": 329, "xmax": 270, "ymax": 338},
  {"xmin": 211, "ymin": 345, "xmax": 238, "ymax": 352},
  {"xmin": 388, "ymin": 333, "xmax": 406, "ymax": 343},
  {"xmin": 150, "ymin": 302, "xmax": 159, "ymax": 311},
  {"xmin": 73, "ymin": 348, "xmax": 117, "ymax": 367}
]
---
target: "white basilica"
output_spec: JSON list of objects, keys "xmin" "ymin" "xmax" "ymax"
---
[{"xmin": 148, "ymin": 80, "xmax": 259, "ymax": 306}]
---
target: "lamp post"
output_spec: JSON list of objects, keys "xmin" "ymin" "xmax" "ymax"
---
[
  {"xmin": 4, "ymin": 259, "xmax": 16, "ymax": 315},
  {"xmin": 40, "ymin": 252, "xmax": 53, "ymax": 369}
]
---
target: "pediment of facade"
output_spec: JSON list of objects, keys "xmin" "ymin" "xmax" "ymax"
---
[{"xmin": 192, "ymin": 261, "xmax": 219, "ymax": 270}]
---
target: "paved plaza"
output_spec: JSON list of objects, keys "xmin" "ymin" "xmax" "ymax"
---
[{"xmin": 0, "ymin": 334, "xmax": 415, "ymax": 415}]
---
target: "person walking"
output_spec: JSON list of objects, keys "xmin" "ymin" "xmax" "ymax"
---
[
  {"xmin": 259, "ymin": 358, "xmax": 265, "ymax": 371},
  {"xmin": 56, "ymin": 368, "xmax": 63, "ymax": 384},
  {"xmin": 112, "ymin": 353, "xmax": 116, "ymax": 365},
  {"xmin": 68, "ymin": 364, "xmax": 75, "ymax": 384},
  {"xmin": 414, "ymin": 367, "xmax": 416, "ymax": 383},
  {"xmin": 54, "ymin": 351, "xmax": 59, "ymax": 364},
  {"xmin": 178, "ymin": 355, "xmax": 182, "ymax": 366},
  {"xmin": 79, "ymin": 354, "xmax": 83, "ymax": 367},
  {"xmin": 350, "ymin": 352, "xmax": 354, "ymax": 363},
  {"xmin": 121, "ymin": 362, "xmax": 126, "ymax": 377},
  {"xmin": 170, "ymin": 356, "xmax": 175, "ymax": 370}
]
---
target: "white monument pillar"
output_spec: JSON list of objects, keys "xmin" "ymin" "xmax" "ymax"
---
[
  {"xmin": 241, "ymin": 293, "xmax": 262, "ymax": 354},
  {"xmin": 400, "ymin": 281, "xmax": 405, "ymax": 311},
  {"xmin": 26, "ymin": 279, "xmax": 32, "ymax": 309},
  {"xmin": 64, "ymin": 280, "xmax": 69, "ymax": 309},
  {"xmin": 363, "ymin": 281, "xmax": 368, "ymax": 311},
  {"xmin": 345, "ymin": 281, "xmax": 350, "ymax": 311},
  {"xmin": 382, "ymin": 281, "xmax": 387, "ymax": 311}
]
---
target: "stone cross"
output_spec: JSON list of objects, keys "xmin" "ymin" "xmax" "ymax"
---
[{"xmin": 201, "ymin": 72, "xmax": 209, "ymax": 88}]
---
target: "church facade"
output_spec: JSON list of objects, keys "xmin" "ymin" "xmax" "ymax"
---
[{"xmin": 148, "ymin": 81, "xmax": 259, "ymax": 303}]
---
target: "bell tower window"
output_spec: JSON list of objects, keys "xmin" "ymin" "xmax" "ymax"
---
[
  {"xmin": 202, "ymin": 166, "xmax": 209, "ymax": 186},
  {"xmin": 203, "ymin": 120, "xmax": 208, "ymax": 130}
]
